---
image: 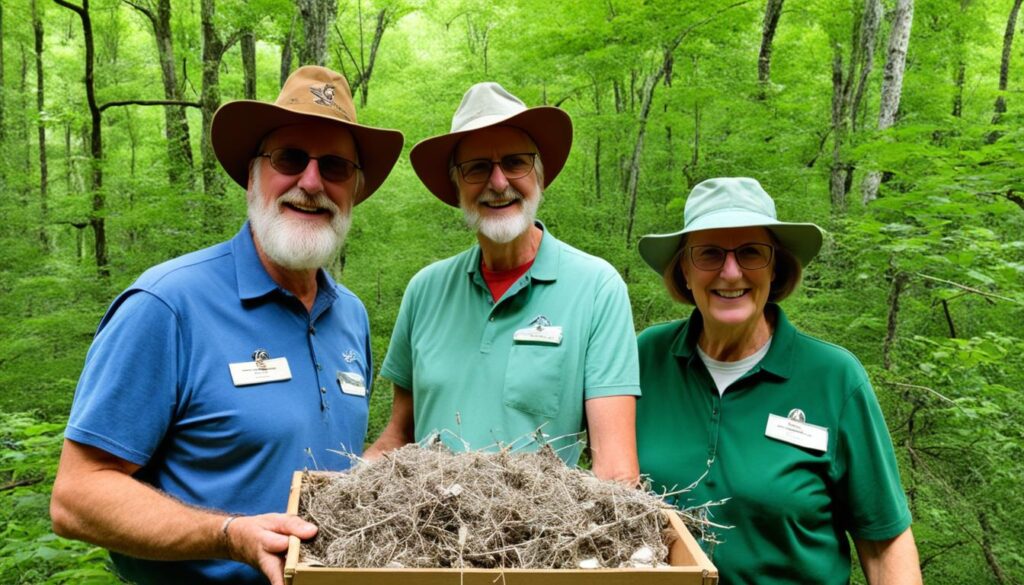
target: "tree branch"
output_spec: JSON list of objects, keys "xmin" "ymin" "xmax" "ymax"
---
[
  {"xmin": 883, "ymin": 381, "xmax": 956, "ymax": 405},
  {"xmin": 914, "ymin": 273, "xmax": 1019, "ymax": 303},
  {"xmin": 52, "ymin": 0, "xmax": 84, "ymax": 14},
  {"xmin": 122, "ymin": 0, "xmax": 155, "ymax": 26},
  {"xmin": 100, "ymin": 99, "xmax": 202, "ymax": 112},
  {"xmin": 0, "ymin": 477, "xmax": 43, "ymax": 492}
]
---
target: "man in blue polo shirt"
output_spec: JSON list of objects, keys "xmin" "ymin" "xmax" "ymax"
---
[
  {"xmin": 365, "ymin": 83, "xmax": 640, "ymax": 483},
  {"xmin": 50, "ymin": 67, "xmax": 403, "ymax": 585}
]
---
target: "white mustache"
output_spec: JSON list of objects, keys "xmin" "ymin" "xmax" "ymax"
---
[
  {"xmin": 277, "ymin": 189, "xmax": 340, "ymax": 214},
  {"xmin": 478, "ymin": 187, "xmax": 524, "ymax": 205}
]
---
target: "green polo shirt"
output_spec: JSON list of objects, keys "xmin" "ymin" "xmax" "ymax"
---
[
  {"xmin": 636, "ymin": 305, "xmax": 911, "ymax": 585},
  {"xmin": 381, "ymin": 223, "xmax": 640, "ymax": 465}
]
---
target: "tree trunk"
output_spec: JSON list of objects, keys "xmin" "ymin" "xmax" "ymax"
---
[
  {"xmin": 988, "ymin": 0, "xmax": 1023, "ymax": 142},
  {"xmin": 624, "ymin": 1, "xmax": 752, "ymax": 245},
  {"xmin": 882, "ymin": 267, "xmax": 908, "ymax": 370},
  {"xmin": 337, "ymin": 5, "xmax": 393, "ymax": 108},
  {"xmin": 200, "ymin": 0, "xmax": 238, "ymax": 204},
  {"xmin": 126, "ymin": 0, "xmax": 194, "ymax": 188},
  {"xmin": 862, "ymin": 0, "xmax": 913, "ymax": 204},
  {"xmin": 977, "ymin": 511, "xmax": 1009, "ymax": 585},
  {"xmin": 34, "ymin": 0, "xmax": 49, "ymax": 249},
  {"xmin": 951, "ymin": 1, "xmax": 972, "ymax": 118},
  {"xmin": 54, "ymin": 0, "xmax": 108, "ymax": 276},
  {"xmin": 241, "ymin": 27, "xmax": 256, "ymax": 99},
  {"xmin": 829, "ymin": 44, "xmax": 847, "ymax": 212},
  {"xmin": 281, "ymin": 8, "xmax": 297, "ymax": 87},
  {"xmin": 952, "ymin": 60, "xmax": 965, "ymax": 118},
  {"xmin": 297, "ymin": 0, "xmax": 336, "ymax": 67},
  {"xmin": 849, "ymin": 0, "xmax": 882, "ymax": 132},
  {"xmin": 757, "ymin": 0, "xmax": 784, "ymax": 97}
]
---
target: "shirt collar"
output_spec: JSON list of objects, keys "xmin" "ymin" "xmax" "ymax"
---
[
  {"xmin": 231, "ymin": 221, "xmax": 339, "ymax": 307},
  {"xmin": 233, "ymin": 222, "xmax": 279, "ymax": 301},
  {"xmin": 465, "ymin": 220, "xmax": 560, "ymax": 282},
  {"xmin": 671, "ymin": 303, "xmax": 796, "ymax": 380}
]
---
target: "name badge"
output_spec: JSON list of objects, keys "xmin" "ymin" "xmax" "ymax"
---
[
  {"xmin": 337, "ymin": 371, "xmax": 367, "ymax": 396},
  {"xmin": 229, "ymin": 357, "xmax": 292, "ymax": 387},
  {"xmin": 513, "ymin": 325, "xmax": 563, "ymax": 345},
  {"xmin": 765, "ymin": 413, "xmax": 829, "ymax": 452}
]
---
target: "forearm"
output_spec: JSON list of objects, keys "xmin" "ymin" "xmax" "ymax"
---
[
  {"xmin": 855, "ymin": 527, "xmax": 922, "ymax": 585},
  {"xmin": 585, "ymin": 395, "xmax": 640, "ymax": 485},
  {"xmin": 364, "ymin": 425, "xmax": 414, "ymax": 459},
  {"xmin": 363, "ymin": 384, "xmax": 415, "ymax": 460},
  {"xmin": 51, "ymin": 446, "xmax": 228, "ymax": 560}
]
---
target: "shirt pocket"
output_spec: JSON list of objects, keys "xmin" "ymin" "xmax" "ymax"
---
[{"xmin": 502, "ymin": 343, "xmax": 566, "ymax": 418}]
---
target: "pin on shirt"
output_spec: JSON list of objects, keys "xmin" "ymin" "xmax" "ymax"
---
[
  {"xmin": 765, "ymin": 409, "xmax": 828, "ymax": 452},
  {"xmin": 228, "ymin": 349, "xmax": 292, "ymax": 386},
  {"xmin": 513, "ymin": 314, "xmax": 563, "ymax": 345}
]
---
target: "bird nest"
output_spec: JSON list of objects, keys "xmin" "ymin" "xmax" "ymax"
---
[{"xmin": 297, "ymin": 442, "xmax": 719, "ymax": 569}]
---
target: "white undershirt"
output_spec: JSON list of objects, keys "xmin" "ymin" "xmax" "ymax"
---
[{"xmin": 696, "ymin": 337, "xmax": 773, "ymax": 396}]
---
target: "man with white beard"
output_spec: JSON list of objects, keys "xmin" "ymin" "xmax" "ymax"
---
[
  {"xmin": 51, "ymin": 67, "xmax": 402, "ymax": 585},
  {"xmin": 365, "ymin": 83, "xmax": 640, "ymax": 484}
]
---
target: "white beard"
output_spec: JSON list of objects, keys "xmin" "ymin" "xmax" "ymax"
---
[
  {"xmin": 461, "ymin": 186, "xmax": 541, "ymax": 244},
  {"xmin": 247, "ymin": 161, "xmax": 351, "ymax": 270}
]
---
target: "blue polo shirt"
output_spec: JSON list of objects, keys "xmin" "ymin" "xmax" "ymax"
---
[{"xmin": 66, "ymin": 223, "xmax": 372, "ymax": 584}]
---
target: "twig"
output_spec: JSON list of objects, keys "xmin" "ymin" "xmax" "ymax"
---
[
  {"xmin": 884, "ymin": 381, "xmax": 957, "ymax": 405},
  {"xmin": 914, "ymin": 273, "xmax": 1019, "ymax": 304},
  {"xmin": 0, "ymin": 477, "xmax": 43, "ymax": 492}
]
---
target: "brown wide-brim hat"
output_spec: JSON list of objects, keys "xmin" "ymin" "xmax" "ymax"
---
[
  {"xmin": 409, "ymin": 82, "xmax": 573, "ymax": 207},
  {"xmin": 211, "ymin": 66, "xmax": 403, "ymax": 204}
]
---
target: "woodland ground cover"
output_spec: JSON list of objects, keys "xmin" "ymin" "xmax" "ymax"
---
[{"xmin": 2, "ymin": 0, "xmax": 1023, "ymax": 583}]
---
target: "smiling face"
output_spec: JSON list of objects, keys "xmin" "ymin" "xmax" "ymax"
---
[
  {"xmin": 246, "ymin": 122, "xmax": 360, "ymax": 270},
  {"xmin": 681, "ymin": 226, "xmax": 776, "ymax": 336},
  {"xmin": 453, "ymin": 126, "xmax": 542, "ymax": 244}
]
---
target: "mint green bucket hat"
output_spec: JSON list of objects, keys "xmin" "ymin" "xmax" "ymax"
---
[{"xmin": 638, "ymin": 177, "xmax": 825, "ymax": 275}]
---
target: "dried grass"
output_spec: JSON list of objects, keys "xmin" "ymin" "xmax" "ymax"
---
[{"xmin": 297, "ymin": 441, "xmax": 720, "ymax": 569}]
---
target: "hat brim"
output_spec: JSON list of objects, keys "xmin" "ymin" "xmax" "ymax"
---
[
  {"xmin": 408, "ymin": 107, "xmax": 572, "ymax": 206},
  {"xmin": 211, "ymin": 101, "xmax": 403, "ymax": 204},
  {"xmin": 638, "ymin": 212, "xmax": 825, "ymax": 276}
]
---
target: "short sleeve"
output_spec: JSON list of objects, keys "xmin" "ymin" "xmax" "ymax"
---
[
  {"xmin": 583, "ymin": 272, "xmax": 641, "ymax": 400},
  {"xmin": 832, "ymin": 380, "xmax": 913, "ymax": 541},
  {"xmin": 66, "ymin": 291, "xmax": 182, "ymax": 466},
  {"xmin": 379, "ymin": 281, "xmax": 417, "ymax": 390}
]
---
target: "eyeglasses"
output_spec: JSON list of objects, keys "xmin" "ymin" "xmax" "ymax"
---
[
  {"xmin": 257, "ymin": 148, "xmax": 361, "ymax": 183},
  {"xmin": 687, "ymin": 243, "xmax": 774, "ymax": 271},
  {"xmin": 452, "ymin": 152, "xmax": 537, "ymax": 184}
]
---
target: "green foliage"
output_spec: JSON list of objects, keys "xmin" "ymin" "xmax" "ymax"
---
[
  {"xmin": 0, "ymin": 412, "xmax": 118, "ymax": 584},
  {"xmin": 2, "ymin": 0, "xmax": 1024, "ymax": 582}
]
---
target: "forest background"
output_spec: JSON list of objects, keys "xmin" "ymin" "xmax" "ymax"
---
[{"xmin": 1, "ymin": 0, "xmax": 1022, "ymax": 583}]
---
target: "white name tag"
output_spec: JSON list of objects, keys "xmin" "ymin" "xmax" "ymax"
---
[
  {"xmin": 765, "ymin": 413, "xmax": 829, "ymax": 452},
  {"xmin": 337, "ymin": 371, "xmax": 367, "ymax": 396},
  {"xmin": 513, "ymin": 325, "xmax": 563, "ymax": 345},
  {"xmin": 229, "ymin": 357, "xmax": 292, "ymax": 386}
]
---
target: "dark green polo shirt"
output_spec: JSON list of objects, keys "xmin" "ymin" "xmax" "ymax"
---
[{"xmin": 636, "ymin": 305, "xmax": 911, "ymax": 584}]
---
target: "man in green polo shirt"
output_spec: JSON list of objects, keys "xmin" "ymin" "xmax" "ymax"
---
[{"xmin": 365, "ymin": 83, "xmax": 640, "ymax": 483}]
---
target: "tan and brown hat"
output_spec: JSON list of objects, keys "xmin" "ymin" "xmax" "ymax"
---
[
  {"xmin": 409, "ymin": 82, "xmax": 573, "ymax": 207},
  {"xmin": 211, "ymin": 66, "xmax": 403, "ymax": 204}
]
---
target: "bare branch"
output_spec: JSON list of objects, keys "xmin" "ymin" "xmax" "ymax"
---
[
  {"xmin": 914, "ymin": 273, "xmax": 1019, "ymax": 304},
  {"xmin": 122, "ymin": 0, "xmax": 155, "ymax": 25},
  {"xmin": 52, "ymin": 0, "xmax": 84, "ymax": 14},
  {"xmin": 883, "ymin": 381, "xmax": 957, "ymax": 405},
  {"xmin": 99, "ymin": 99, "xmax": 202, "ymax": 112}
]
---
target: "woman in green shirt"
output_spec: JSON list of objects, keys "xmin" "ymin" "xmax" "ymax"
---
[{"xmin": 635, "ymin": 177, "xmax": 921, "ymax": 584}]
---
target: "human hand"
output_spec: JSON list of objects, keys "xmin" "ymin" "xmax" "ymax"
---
[{"xmin": 223, "ymin": 514, "xmax": 318, "ymax": 585}]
